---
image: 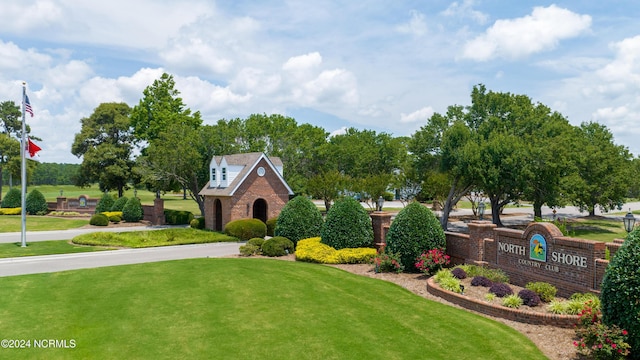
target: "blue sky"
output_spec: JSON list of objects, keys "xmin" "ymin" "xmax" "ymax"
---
[{"xmin": 2, "ymin": 1, "xmax": 640, "ymax": 163}]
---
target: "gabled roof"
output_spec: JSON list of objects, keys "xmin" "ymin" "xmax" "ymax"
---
[{"xmin": 199, "ymin": 152, "xmax": 293, "ymax": 197}]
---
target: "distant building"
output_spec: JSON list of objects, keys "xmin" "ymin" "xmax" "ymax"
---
[{"xmin": 198, "ymin": 152, "xmax": 294, "ymax": 231}]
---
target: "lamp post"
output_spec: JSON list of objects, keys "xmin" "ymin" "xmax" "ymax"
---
[
  {"xmin": 376, "ymin": 196, "xmax": 385, "ymax": 212},
  {"xmin": 478, "ymin": 201, "xmax": 485, "ymax": 220},
  {"xmin": 623, "ymin": 209, "xmax": 636, "ymax": 233}
]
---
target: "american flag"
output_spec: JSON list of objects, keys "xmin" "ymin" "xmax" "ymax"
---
[{"xmin": 24, "ymin": 95, "xmax": 34, "ymax": 117}]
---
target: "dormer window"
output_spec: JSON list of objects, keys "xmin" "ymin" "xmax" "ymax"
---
[
  {"xmin": 211, "ymin": 168, "xmax": 216, "ymax": 182},
  {"xmin": 222, "ymin": 167, "xmax": 227, "ymax": 181}
]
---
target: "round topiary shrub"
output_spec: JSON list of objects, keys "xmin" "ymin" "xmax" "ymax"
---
[
  {"xmin": 275, "ymin": 196, "xmax": 324, "ymax": 247},
  {"xmin": 261, "ymin": 236, "xmax": 294, "ymax": 257},
  {"xmin": 489, "ymin": 283, "xmax": 513, "ymax": 298},
  {"xmin": 95, "ymin": 193, "xmax": 115, "ymax": 214},
  {"xmin": 471, "ymin": 276, "xmax": 493, "ymax": 287},
  {"xmin": 601, "ymin": 227, "xmax": 640, "ymax": 357},
  {"xmin": 110, "ymin": 196, "xmax": 129, "ymax": 212},
  {"xmin": 320, "ymin": 196, "xmax": 373, "ymax": 250},
  {"xmin": 518, "ymin": 289, "xmax": 541, "ymax": 307},
  {"xmin": 384, "ymin": 202, "xmax": 445, "ymax": 272},
  {"xmin": 1, "ymin": 187, "xmax": 21, "ymax": 208},
  {"xmin": 239, "ymin": 244, "xmax": 260, "ymax": 257},
  {"xmin": 190, "ymin": 217, "xmax": 205, "ymax": 229},
  {"xmin": 451, "ymin": 267, "xmax": 467, "ymax": 279},
  {"xmin": 122, "ymin": 196, "xmax": 143, "ymax": 222},
  {"xmin": 108, "ymin": 214, "xmax": 122, "ymax": 223},
  {"xmin": 25, "ymin": 189, "xmax": 48, "ymax": 215},
  {"xmin": 266, "ymin": 218, "xmax": 277, "ymax": 237},
  {"xmin": 224, "ymin": 219, "xmax": 267, "ymax": 241},
  {"xmin": 89, "ymin": 213, "xmax": 109, "ymax": 226},
  {"xmin": 247, "ymin": 237, "xmax": 265, "ymax": 248}
]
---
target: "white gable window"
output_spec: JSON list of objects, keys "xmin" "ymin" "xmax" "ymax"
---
[
  {"xmin": 211, "ymin": 168, "xmax": 216, "ymax": 184},
  {"xmin": 222, "ymin": 167, "xmax": 227, "ymax": 181}
]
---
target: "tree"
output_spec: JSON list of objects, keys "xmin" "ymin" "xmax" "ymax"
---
[
  {"xmin": 568, "ymin": 122, "xmax": 631, "ymax": 216},
  {"xmin": 306, "ymin": 170, "xmax": 350, "ymax": 212},
  {"xmin": 71, "ymin": 103, "xmax": 134, "ymax": 197},
  {"xmin": 0, "ymin": 101, "xmax": 25, "ymax": 200}
]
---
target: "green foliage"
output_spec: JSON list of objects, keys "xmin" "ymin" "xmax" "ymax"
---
[
  {"xmin": 575, "ymin": 307, "xmax": 631, "ymax": 360},
  {"xmin": 458, "ymin": 264, "xmax": 509, "ymax": 283},
  {"xmin": 122, "ymin": 196, "xmax": 143, "ymax": 222},
  {"xmin": 95, "ymin": 193, "xmax": 115, "ymax": 214},
  {"xmin": 525, "ymin": 282, "xmax": 558, "ymax": 302},
  {"xmin": 25, "ymin": 189, "xmax": 48, "ymax": 215},
  {"xmin": 320, "ymin": 196, "xmax": 373, "ymax": 250},
  {"xmin": 265, "ymin": 218, "xmax": 277, "ymax": 237},
  {"xmin": 164, "ymin": 209, "xmax": 194, "ymax": 225},
  {"xmin": 0, "ymin": 207, "xmax": 21, "ymax": 215},
  {"xmin": 247, "ymin": 238, "xmax": 265, "ymax": 248},
  {"xmin": 261, "ymin": 236, "xmax": 294, "ymax": 257},
  {"xmin": 438, "ymin": 276, "xmax": 463, "ymax": 293},
  {"xmin": 502, "ymin": 295, "xmax": 523, "ymax": 309},
  {"xmin": 1, "ymin": 187, "xmax": 21, "ymax": 208},
  {"xmin": 274, "ymin": 195, "xmax": 324, "ymax": 246},
  {"xmin": 190, "ymin": 217, "xmax": 205, "ymax": 229},
  {"xmin": 224, "ymin": 219, "xmax": 267, "ymax": 241},
  {"xmin": 295, "ymin": 237, "xmax": 377, "ymax": 264},
  {"xmin": 433, "ymin": 269, "xmax": 454, "ymax": 283},
  {"xmin": 372, "ymin": 250, "xmax": 404, "ymax": 273},
  {"xmin": 384, "ymin": 202, "xmax": 445, "ymax": 272},
  {"xmin": 89, "ymin": 214, "xmax": 109, "ymax": 226},
  {"xmin": 108, "ymin": 214, "xmax": 122, "ymax": 223},
  {"xmin": 239, "ymin": 244, "xmax": 260, "ymax": 256},
  {"xmin": 111, "ymin": 196, "xmax": 129, "ymax": 211},
  {"xmin": 601, "ymin": 227, "xmax": 640, "ymax": 358}
]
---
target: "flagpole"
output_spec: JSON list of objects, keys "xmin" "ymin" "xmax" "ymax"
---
[{"xmin": 20, "ymin": 82, "xmax": 27, "ymax": 248}]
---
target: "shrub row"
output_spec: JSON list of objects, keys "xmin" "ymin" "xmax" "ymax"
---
[
  {"xmin": 2, "ymin": 188, "xmax": 48, "ymax": 215},
  {"xmin": 0, "ymin": 207, "xmax": 21, "ymax": 215},
  {"xmin": 225, "ymin": 218, "xmax": 266, "ymax": 241},
  {"xmin": 164, "ymin": 209, "xmax": 194, "ymax": 225},
  {"xmin": 295, "ymin": 237, "xmax": 376, "ymax": 264}
]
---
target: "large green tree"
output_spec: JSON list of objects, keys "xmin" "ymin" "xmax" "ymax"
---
[
  {"xmin": 71, "ymin": 102, "xmax": 134, "ymax": 197},
  {"xmin": 568, "ymin": 122, "xmax": 631, "ymax": 216},
  {"xmin": 0, "ymin": 101, "xmax": 35, "ymax": 199}
]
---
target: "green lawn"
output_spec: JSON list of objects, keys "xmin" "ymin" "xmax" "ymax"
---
[
  {"xmin": 71, "ymin": 228, "xmax": 237, "ymax": 248},
  {"xmin": 566, "ymin": 218, "xmax": 628, "ymax": 242},
  {"xmin": 0, "ymin": 259, "xmax": 546, "ymax": 360},
  {"xmin": 0, "ymin": 215, "xmax": 89, "ymax": 233},
  {"xmin": 0, "ymin": 240, "xmax": 110, "ymax": 258}
]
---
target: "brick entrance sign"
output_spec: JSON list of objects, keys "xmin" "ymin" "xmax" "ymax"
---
[{"xmin": 444, "ymin": 221, "xmax": 623, "ymax": 298}]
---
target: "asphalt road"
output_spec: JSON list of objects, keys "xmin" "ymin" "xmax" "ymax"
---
[{"xmin": 0, "ymin": 241, "xmax": 241, "ymax": 277}]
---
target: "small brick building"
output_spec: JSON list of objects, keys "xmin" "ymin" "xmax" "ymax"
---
[{"xmin": 199, "ymin": 152, "xmax": 294, "ymax": 232}]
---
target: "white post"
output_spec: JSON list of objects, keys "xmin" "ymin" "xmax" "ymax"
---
[{"xmin": 20, "ymin": 82, "xmax": 27, "ymax": 248}]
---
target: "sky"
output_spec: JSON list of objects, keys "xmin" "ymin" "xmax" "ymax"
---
[{"xmin": 2, "ymin": 0, "xmax": 640, "ymax": 164}]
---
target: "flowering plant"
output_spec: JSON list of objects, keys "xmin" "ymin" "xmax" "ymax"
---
[
  {"xmin": 415, "ymin": 248, "xmax": 450, "ymax": 275},
  {"xmin": 372, "ymin": 250, "xmax": 404, "ymax": 273},
  {"xmin": 574, "ymin": 305, "xmax": 630, "ymax": 360}
]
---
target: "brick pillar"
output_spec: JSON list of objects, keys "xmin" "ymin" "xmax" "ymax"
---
[
  {"xmin": 153, "ymin": 198, "xmax": 165, "ymax": 225},
  {"xmin": 56, "ymin": 196, "xmax": 67, "ymax": 210},
  {"xmin": 467, "ymin": 220, "xmax": 496, "ymax": 265},
  {"xmin": 371, "ymin": 212, "xmax": 392, "ymax": 250}
]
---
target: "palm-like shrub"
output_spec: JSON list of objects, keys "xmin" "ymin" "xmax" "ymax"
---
[
  {"xmin": 1, "ymin": 188, "xmax": 21, "ymax": 208},
  {"xmin": 601, "ymin": 227, "xmax": 640, "ymax": 358},
  {"xmin": 122, "ymin": 196, "xmax": 143, "ymax": 222},
  {"xmin": 274, "ymin": 196, "xmax": 324, "ymax": 246},
  {"xmin": 320, "ymin": 196, "xmax": 373, "ymax": 250},
  {"xmin": 384, "ymin": 202, "xmax": 445, "ymax": 272},
  {"xmin": 25, "ymin": 189, "xmax": 48, "ymax": 215},
  {"xmin": 95, "ymin": 193, "xmax": 115, "ymax": 214}
]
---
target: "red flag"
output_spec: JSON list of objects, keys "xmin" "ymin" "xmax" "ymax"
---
[{"xmin": 27, "ymin": 138, "xmax": 42, "ymax": 158}]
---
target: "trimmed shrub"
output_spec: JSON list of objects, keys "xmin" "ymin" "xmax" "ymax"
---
[
  {"xmin": 601, "ymin": 227, "xmax": 640, "ymax": 358},
  {"xmin": 525, "ymin": 281, "xmax": 557, "ymax": 302},
  {"xmin": 0, "ymin": 207, "xmax": 21, "ymax": 215},
  {"xmin": 89, "ymin": 214, "xmax": 109, "ymax": 226},
  {"xmin": 25, "ymin": 189, "xmax": 48, "ymax": 215},
  {"xmin": 261, "ymin": 236, "xmax": 294, "ymax": 257},
  {"xmin": 1, "ymin": 188, "xmax": 21, "ymax": 208},
  {"xmin": 275, "ymin": 196, "xmax": 324, "ymax": 246},
  {"xmin": 373, "ymin": 250, "xmax": 404, "ymax": 273},
  {"xmin": 122, "ymin": 196, "xmax": 143, "ymax": 222},
  {"xmin": 265, "ymin": 218, "xmax": 277, "ymax": 237},
  {"xmin": 247, "ymin": 238, "xmax": 265, "ymax": 248},
  {"xmin": 295, "ymin": 237, "xmax": 377, "ymax": 264},
  {"xmin": 518, "ymin": 289, "xmax": 541, "ymax": 307},
  {"xmin": 320, "ymin": 196, "xmax": 373, "ymax": 250},
  {"xmin": 451, "ymin": 267, "xmax": 467, "ymax": 279},
  {"xmin": 95, "ymin": 193, "xmax": 115, "ymax": 214},
  {"xmin": 489, "ymin": 283, "xmax": 513, "ymax": 298},
  {"xmin": 164, "ymin": 209, "xmax": 194, "ymax": 225},
  {"xmin": 190, "ymin": 217, "xmax": 205, "ymax": 229},
  {"xmin": 239, "ymin": 244, "xmax": 260, "ymax": 257},
  {"xmin": 384, "ymin": 202, "xmax": 445, "ymax": 272},
  {"xmin": 224, "ymin": 219, "xmax": 267, "ymax": 241},
  {"xmin": 111, "ymin": 196, "xmax": 129, "ymax": 212},
  {"xmin": 471, "ymin": 276, "xmax": 493, "ymax": 287}
]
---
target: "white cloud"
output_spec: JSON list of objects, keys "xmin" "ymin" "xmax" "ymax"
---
[
  {"xmin": 462, "ymin": 5, "xmax": 591, "ymax": 61},
  {"xmin": 0, "ymin": 0, "xmax": 64, "ymax": 33},
  {"xmin": 400, "ymin": 107, "xmax": 434, "ymax": 124},
  {"xmin": 282, "ymin": 52, "xmax": 323, "ymax": 72},
  {"xmin": 396, "ymin": 10, "xmax": 427, "ymax": 37},
  {"xmin": 441, "ymin": 0, "xmax": 488, "ymax": 24},
  {"xmin": 329, "ymin": 126, "xmax": 348, "ymax": 138}
]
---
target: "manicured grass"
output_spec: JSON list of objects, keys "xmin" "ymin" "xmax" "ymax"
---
[
  {"xmin": 566, "ymin": 218, "xmax": 627, "ymax": 242},
  {"xmin": 0, "ymin": 215, "xmax": 89, "ymax": 233},
  {"xmin": 0, "ymin": 259, "xmax": 546, "ymax": 359},
  {"xmin": 71, "ymin": 228, "xmax": 238, "ymax": 248},
  {"xmin": 0, "ymin": 240, "xmax": 111, "ymax": 258}
]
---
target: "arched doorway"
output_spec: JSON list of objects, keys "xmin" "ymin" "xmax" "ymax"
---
[
  {"xmin": 253, "ymin": 198, "xmax": 268, "ymax": 223},
  {"xmin": 215, "ymin": 199, "xmax": 223, "ymax": 231}
]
